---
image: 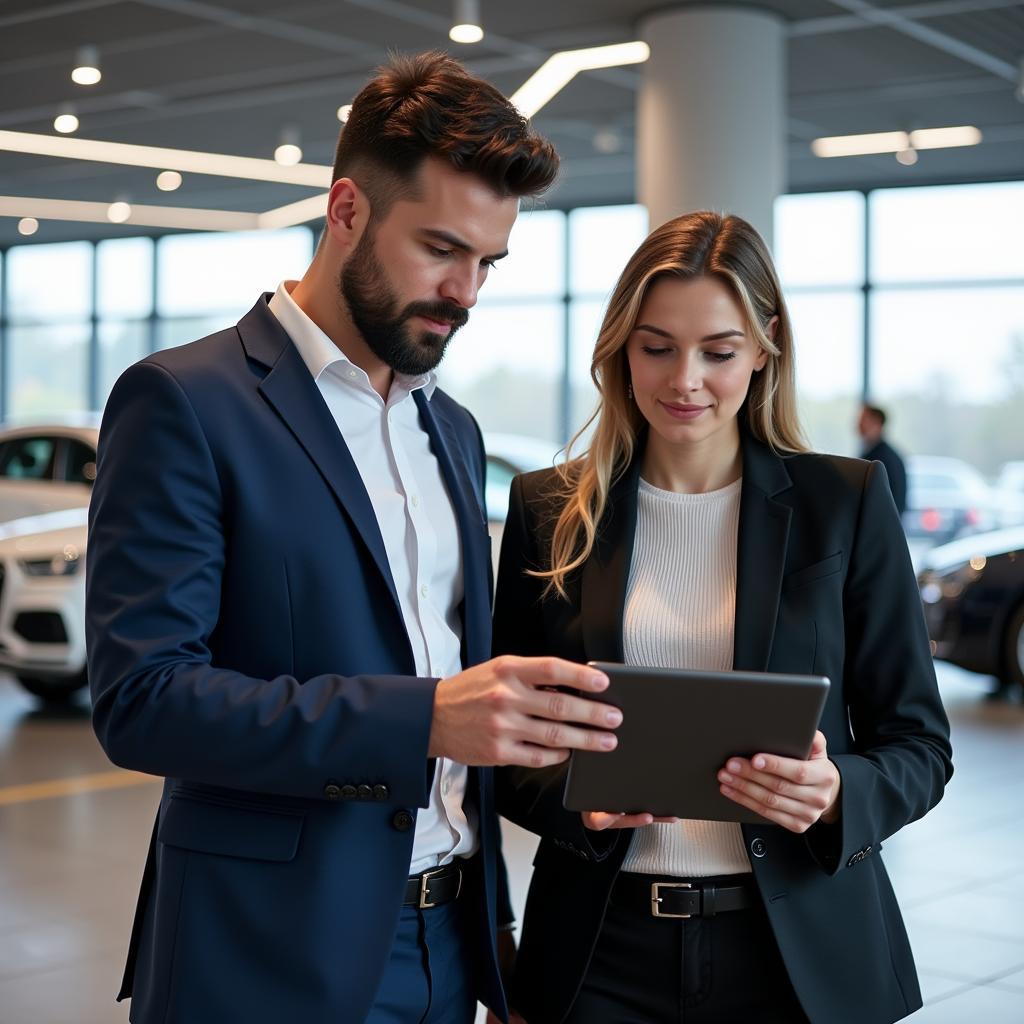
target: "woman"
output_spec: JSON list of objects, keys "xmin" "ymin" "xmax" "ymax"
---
[{"xmin": 493, "ymin": 212, "xmax": 952, "ymax": 1024}]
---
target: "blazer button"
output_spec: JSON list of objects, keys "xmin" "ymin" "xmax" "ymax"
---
[
  {"xmin": 392, "ymin": 810, "xmax": 414, "ymax": 832},
  {"xmin": 373, "ymin": 784, "xmax": 390, "ymax": 802},
  {"xmin": 340, "ymin": 785, "xmax": 357, "ymax": 801},
  {"xmin": 324, "ymin": 782, "xmax": 341, "ymax": 801},
  {"xmin": 357, "ymin": 784, "xmax": 373, "ymax": 801},
  {"xmin": 750, "ymin": 837, "xmax": 767, "ymax": 859}
]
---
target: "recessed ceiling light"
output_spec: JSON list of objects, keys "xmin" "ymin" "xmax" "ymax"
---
[
  {"xmin": 156, "ymin": 170, "xmax": 182, "ymax": 191},
  {"xmin": 274, "ymin": 126, "xmax": 302, "ymax": 166},
  {"xmin": 107, "ymin": 200, "xmax": 132, "ymax": 223},
  {"xmin": 71, "ymin": 46, "xmax": 101, "ymax": 86},
  {"xmin": 53, "ymin": 111, "xmax": 79, "ymax": 134},
  {"xmin": 17, "ymin": 217, "xmax": 39, "ymax": 236},
  {"xmin": 337, "ymin": 104, "xmax": 353, "ymax": 123},
  {"xmin": 450, "ymin": 0, "xmax": 483, "ymax": 43}
]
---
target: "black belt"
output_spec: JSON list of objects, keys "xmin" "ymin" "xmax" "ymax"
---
[
  {"xmin": 614, "ymin": 872, "xmax": 756, "ymax": 919},
  {"xmin": 403, "ymin": 862, "xmax": 463, "ymax": 909}
]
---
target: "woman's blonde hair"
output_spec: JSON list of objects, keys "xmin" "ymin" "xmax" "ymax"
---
[{"xmin": 535, "ymin": 210, "xmax": 808, "ymax": 599}]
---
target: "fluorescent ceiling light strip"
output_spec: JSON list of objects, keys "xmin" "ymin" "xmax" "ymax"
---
[
  {"xmin": 258, "ymin": 192, "xmax": 329, "ymax": 229},
  {"xmin": 511, "ymin": 41, "xmax": 650, "ymax": 118},
  {"xmin": 909, "ymin": 126, "xmax": 982, "ymax": 149},
  {"xmin": 0, "ymin": 196, "xmax": 258, "ymax": 232},
  {"xmin": 811, "ymin": 131, "xmax": 910, "ymax": 157},
  {"xmin": 0, "ymin": 130, "xmax": 332, "ymax": 188}
]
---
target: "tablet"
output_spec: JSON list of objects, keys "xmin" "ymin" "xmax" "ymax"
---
[{"xmin": 563, "ymin": 663, "xmax": 830, "ymax": 824}]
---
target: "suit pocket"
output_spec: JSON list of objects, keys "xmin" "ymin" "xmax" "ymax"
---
[
  {"xmin": 782, "ymin": 551, "xmax": 843, "ymax": 592},
  {"xmin": 159, "ymin": 793, "xmax": 304, "ymax": 863}
]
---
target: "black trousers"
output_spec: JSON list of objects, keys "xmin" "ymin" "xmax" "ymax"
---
[{"xmin": 564, "ymin": 872, "xmax": 808, "ymax": 1024}]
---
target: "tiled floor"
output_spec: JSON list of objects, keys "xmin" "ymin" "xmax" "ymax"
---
[{"xmin": 1, "ymin": 663, "xmax": 1021, "ymax": 1023}]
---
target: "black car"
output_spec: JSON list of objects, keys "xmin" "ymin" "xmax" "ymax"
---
[{"xmin": 918, "ymin": 527, "xmax": 1024, "ymax": 697}]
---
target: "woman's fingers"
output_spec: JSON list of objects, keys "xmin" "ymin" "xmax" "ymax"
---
[{"xmin": 582, "ymin": 811, "xmax": 679, "ymax": 830}]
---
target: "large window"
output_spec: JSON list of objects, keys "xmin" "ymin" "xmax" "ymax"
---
[{"xmin": 0, "ymin": 183, "xmax": 1021, "ymax": 491}]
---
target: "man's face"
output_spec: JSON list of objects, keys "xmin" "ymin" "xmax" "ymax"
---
[
  {"xmin": 857, "ymin": 407, "xmax": 880, "ymax": 441},
  {"xmin": 340, "ymin": 158, "xmax": 519, "ymax": 376}
]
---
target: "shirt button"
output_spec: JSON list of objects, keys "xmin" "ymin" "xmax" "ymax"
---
[
  {"xmin": 420, "ymin": 584, "xmax": 429, "ymax": 598},
  {"xmin": 442, "ymin": 776, "xmax": 452, "ymax": 796},
  {"xmin": 347, "ymin": 369, "xmax": 357, "ymax": 378},
  {"xmin": 410, "ymin": 495, "xmax": 419, "ymax": 508}
]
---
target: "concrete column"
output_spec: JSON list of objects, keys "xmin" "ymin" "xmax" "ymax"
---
[{"xmin": 638, "ymin": 5, "xmax": 785, "ymax": 240}]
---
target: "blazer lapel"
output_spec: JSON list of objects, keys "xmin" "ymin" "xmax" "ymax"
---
[
  {"xmin": 732, "ymin": 429, "xmax": 793, "ymax": 671},
  {"xmin": 237, "ymin": 297, "xmax": 405, "ymax": 625},
  {"xmin": 580, "ymin": 455, "xmax": 643, "ymax": 663},
  {"xmin": 413, "ymin": 389, "xmax": 491, "ymax": 668}
]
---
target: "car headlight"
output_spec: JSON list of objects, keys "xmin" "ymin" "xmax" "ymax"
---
[
  {"xmin": 18, "ymin": 545, "xmax": 82, "ymax": 577},
  {"xmin": 919, "ymin": 558, "xmax": 985, "ymax": 602}
]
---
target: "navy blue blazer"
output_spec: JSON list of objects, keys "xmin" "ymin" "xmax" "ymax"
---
[{"xmin": 86, "ymin": 296, "xmax": 505, "ymax": 1023}]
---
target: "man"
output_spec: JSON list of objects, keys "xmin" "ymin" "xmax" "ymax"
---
[
  {"xmin": 86, "ymin": 52, "xmax": 621, "ymax": 1024},
  {"xmin": 858, "ymin": 403, "xmax": 907, "ymax": 516}
]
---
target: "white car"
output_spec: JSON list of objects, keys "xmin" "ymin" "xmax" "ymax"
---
[
  {"xmin": 0, "ymin": 508, "xmax": 88, "ymax": 701},
  {"xmin": 993, "ymin": 461, "xmax": 1024, "ymax": 529},
  {"xmin": 0, "ymin": 419, "xmax": 100, "ymax": 524}
]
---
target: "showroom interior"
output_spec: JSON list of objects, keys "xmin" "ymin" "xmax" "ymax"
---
[{"xmin": 1, "ymin": 1, "xmax": 1023, "ymax": 1022}]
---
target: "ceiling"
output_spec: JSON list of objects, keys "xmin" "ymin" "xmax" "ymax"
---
[{"xmin": 1, "ymin": 0, "xmax": 1022, "ymax": 246}]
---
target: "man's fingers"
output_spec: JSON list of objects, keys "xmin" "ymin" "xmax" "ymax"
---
[
  {"xmin": 504, "ymin": 742, "xmax": 571, "ymax": 769},
  {"xmin": 517, "ymin": 716, "xmax": 618, "ymax": 753},
  {"xmin": 521, "ymin": 686, "xmax": 622, "ymax": 731},
  {"xmin": 506, "ymin": 655, "xmax": 610, "ymax": 693}
]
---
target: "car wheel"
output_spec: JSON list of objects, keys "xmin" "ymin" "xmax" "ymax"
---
[
  {"xmin": 15, "ymin": 670, "xmax": 88, "ymax": 703},
  {"xmin": 1002, "ymin": 603, "xmax": 1024, "ymax": 688}
]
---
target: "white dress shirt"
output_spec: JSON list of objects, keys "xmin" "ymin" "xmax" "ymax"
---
[{"xmin": 268, "ymin": 281, "xmax": 477, "ymax": 874}]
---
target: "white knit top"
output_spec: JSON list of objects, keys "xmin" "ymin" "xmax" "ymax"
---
[{"xmin": 620, "ymin": 476, "xmax": 752, "ymax": 877}]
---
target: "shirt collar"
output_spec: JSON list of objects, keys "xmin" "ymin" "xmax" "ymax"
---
[{"xmin": 267, "ymin": 280, "xmax": 437, "ymax": 400}]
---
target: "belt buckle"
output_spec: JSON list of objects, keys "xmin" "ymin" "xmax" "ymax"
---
[
  {"xmin": 419, "ymin": 867, "xmax": 445, "ymax": 909},
  {"xmin": 651, "ymin": 881, "xmax": 694, "ymax": 918},
  {"xmin": 419, "ymin": 866, "xmax": 461, "ymax": 909}
]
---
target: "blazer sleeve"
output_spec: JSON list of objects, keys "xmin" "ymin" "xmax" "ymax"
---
[
  {"xmin": 492, "ymin": 475, "xmax": 622, "ymax": 861},
  {"xmin": 86, "ymin": 360, "xmax": 437, "ymax": 805},
  {"xmin": 811, "ymin": 460, "xmax": 953, "ymax": 874}
]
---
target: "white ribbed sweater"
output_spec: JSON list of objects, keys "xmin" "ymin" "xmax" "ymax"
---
[{"xmin": 619, "ymin": 476, "xmax": 752, "ymax": 877}]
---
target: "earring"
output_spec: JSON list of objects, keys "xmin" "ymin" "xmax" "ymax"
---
[{"xmin": 627, "ymin": 382, "xmax": 633, "ymax": 400}]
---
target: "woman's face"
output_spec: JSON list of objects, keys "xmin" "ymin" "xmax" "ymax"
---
[{"xmin": 625, "ymin": 275, "xmax": 772, "ymax": 451}]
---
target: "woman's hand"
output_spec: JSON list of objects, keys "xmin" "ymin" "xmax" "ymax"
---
[
  {"xmin": 582, "ymin": 811, "xmax": 681, "ymax": 830},
  {"xmin": 717, "ymin": 730, "xmax": 841, "ymax": 833}
]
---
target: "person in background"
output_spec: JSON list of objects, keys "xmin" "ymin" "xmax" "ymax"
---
[
  {"xmin": 86, "ymin": 52, "xmax": 621, "ymax": 1024},
  {"xmin": 493, "ymin": 212, "xmax": 952, "ymax": 1024},
  {"xmin": 858, "ymin": 403, "xmax": 908, "ymax": 516}
]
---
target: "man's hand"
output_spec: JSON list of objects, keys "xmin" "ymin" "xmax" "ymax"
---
[
  {"xmin": 582, "ymin": 811, "xmax": 681, "ymax": 831},
  {"xmin": 717, "ymin": 730, "xmax": 841, "ymax": 832},
  {"xmin": 428, "ymin": 656, "xmax": 622, "ymax": 767}
]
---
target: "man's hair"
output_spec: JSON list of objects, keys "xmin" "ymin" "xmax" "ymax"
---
[
  {"xmin": 332, "ymin": 51, "xmax": 559, "ymax": 216},
  {"xmin": 863, "ymin": 404, "xmax": 887, "ymax": 427}
]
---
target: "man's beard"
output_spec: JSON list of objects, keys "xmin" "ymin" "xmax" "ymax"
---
[{"xmin": 340, "ymin": 229, "xmax": 469, "ymax": 376}]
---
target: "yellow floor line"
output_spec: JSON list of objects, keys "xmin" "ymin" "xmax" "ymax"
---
[{"xmin": 0, "ymin": 769, "xmax": 160, "ymax": 806}]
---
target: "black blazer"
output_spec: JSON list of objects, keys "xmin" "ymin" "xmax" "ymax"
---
[{"xmin": 493, "ymin": 429, "xmax": 953, "ymax": 1024}]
